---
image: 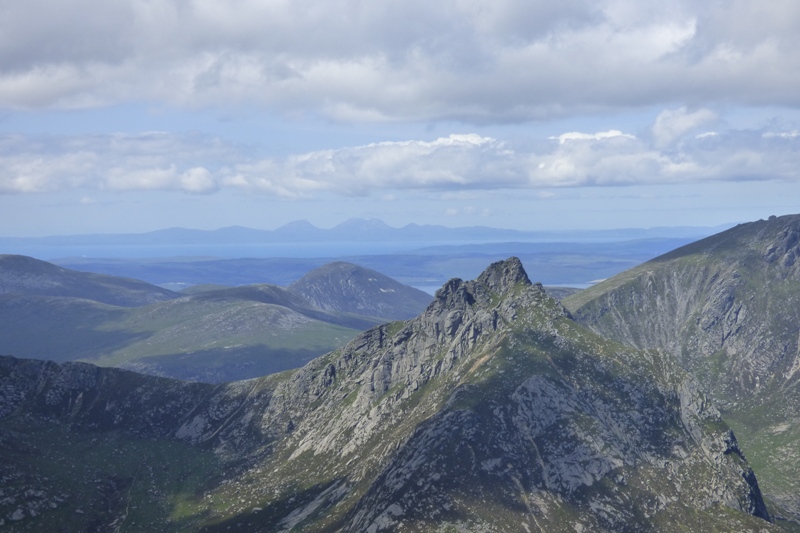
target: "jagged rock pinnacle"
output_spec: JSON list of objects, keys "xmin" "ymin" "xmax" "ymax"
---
[
  {"xmin": 428, "ymin": 257, "xmax": 538, "ymax": 316},
  {"xmin": 476, "ymin": 257, "xmax": 532, "ymax": 292}
]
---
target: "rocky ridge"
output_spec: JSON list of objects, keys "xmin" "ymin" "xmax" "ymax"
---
[
  {"xmin": 563, "ymin": 213, "xmax": 800, "ymax": 524},
  {"xmin": 0, "ymin": 258, "xmax": 776, "ymax": 531}
]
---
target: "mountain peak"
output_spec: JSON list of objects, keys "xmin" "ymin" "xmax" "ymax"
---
[
  {"xmin": 287, "ymin": 261, "xmax": 432, "ymax": 320},
  {"xmin": 475, "ymin": 256, "xmax": 532, "ymax": 293},
  {"xmin": 274, "ymin": 220, "xmax": 320, "ymax": 233},
  {"xmin": 429, "ymin": 257, "xmax": 542, "ymax": 317}
]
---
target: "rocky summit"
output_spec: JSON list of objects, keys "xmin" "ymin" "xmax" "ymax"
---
[{"xmin": 0, "ymin": 258, "xmax": 776, "ymax": 532}]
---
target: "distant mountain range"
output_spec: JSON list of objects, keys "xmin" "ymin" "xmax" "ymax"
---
[
  {"xmin": 53, "ymin": 238, "xmax": 704, "ymax": 293},
  {"xmin": 0, "ymin": 217, "xmax": 730, "ymax": 253},
  {"xmin": 2, "ymin": 218, "xmax": 731, "ymax": 292}
]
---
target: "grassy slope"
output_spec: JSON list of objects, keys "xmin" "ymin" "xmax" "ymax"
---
[
  {"xmin": 93, "ymin": 296, "xmax": 361, "ymax": 382},
  {"xmin": 0, "ymin": 292, "xmax": 361, "ymax": 382}
]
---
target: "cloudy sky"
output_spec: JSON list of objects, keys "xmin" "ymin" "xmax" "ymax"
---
[{"xmin": 2, "ymin": 0, "xmax": 800, "ymax": 236}]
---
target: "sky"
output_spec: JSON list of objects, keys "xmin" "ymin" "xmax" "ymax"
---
[{"xmin": 2, "ymin": 0, "xmax": 800, "ymax": 236}]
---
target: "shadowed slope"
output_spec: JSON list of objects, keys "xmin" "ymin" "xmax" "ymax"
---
[{"xmin": 564, "ymin": 214, "xmax": 800, "ymax": 523}]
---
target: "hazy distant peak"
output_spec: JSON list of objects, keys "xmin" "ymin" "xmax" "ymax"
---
[
  {"xmin": 0, "ymin": 253, "xmax": 68, "ymax": 276},
  {"xmin": 0, "ymin": 254, "xmax": 177, "ymax": 306},
  {"xmin": 273, "ymin": 220, "xmax": 321, "ymax": 233}
]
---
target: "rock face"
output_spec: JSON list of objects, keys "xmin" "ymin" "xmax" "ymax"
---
[
  {"xmin": 563, "ymin": 214, "xmax": 800, "ymax": 523},
  {"xmin": 0, "ymin": 258, "xmax": 775, "ymax": 532},
  {"xmin": 288, "ymin": 261, "xmax": 433, "ymax": 321},
  {"xmin": 564, "ymin": 215, "xmax": 800, "ymax": 406},
  {"xmin": 0, "ymin": 254, "xmax": 177, "ymax": 307}
]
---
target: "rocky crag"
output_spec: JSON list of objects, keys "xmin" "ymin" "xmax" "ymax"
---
[
  {"xmin": 564, "ymin": 214, "xmax": 800, "ymax": 524},
  {"xmin": 0, "ymin": 258, "xmax": 775, "ymax": 531}
]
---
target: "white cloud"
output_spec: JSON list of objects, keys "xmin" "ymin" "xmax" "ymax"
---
[
  {"xmin": 2, "ymin": 1, "xmax": 800, "ymax": 121},
  {"xmin": 104, "ymin": 165, "xmax": 217, "ymax": 193},
  {"xmin": 763, "ymin": 131, "xmax": 800, "ymax": 139},
  {"xmin": 444, "ymin": 205, "xmax": 492, "ymax": 218},
  {"xmin": 696, "ymin": 131, "xmax": 718, "ymax": 139},
  {"xmin": 0, "ymin": 133, "xmax": 232, "ymax": 194},
  {"xmin": 3, "ymin": 122, "xmax": 800, "ymax": 197},
  {"xmin": 652, "ymin": 107, "xmax": 717, "ymax": 148},
  {"xmin": 226, "ymin": 134, "xmax": 518, "ymax": 197},
  {"xmin": 552, "ymin": 130, "xmax": 636, "ymax": 144}
]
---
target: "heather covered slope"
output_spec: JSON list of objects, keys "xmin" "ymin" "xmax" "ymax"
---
[
  {"xmin": 563, "ymin": 214, "xmax": 800, "ymax": 523},
  {"xmin": 0, "ymin": 259, "xmax": 775, "ymax": 532}
]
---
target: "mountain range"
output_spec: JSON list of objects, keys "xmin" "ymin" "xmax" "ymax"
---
[
  {"xmin": 0, "ymin": 255, "xmax": 431, "ymax": 382},
  {"xmin": 1, "ymin": 215, "xmax": 798, "ymax": 531},
  {"xmin": 52, "ymin": 237, "xmax": 700, "ymax": 293},
  {"xmin": 2, "ymin": 218, "xmax": 728, "ymax": 248},
  {"xmin": 0, "ymin": 258, "xmax": 776, "ymax": 532}
]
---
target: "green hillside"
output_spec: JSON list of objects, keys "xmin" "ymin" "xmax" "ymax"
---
[
  {"xmin": 0, "ymin": 258, "xmax": 416, "ymax": 383},
  {"xmin": 0, "ymin": 288, "xmax": 364, "ymax": 383}
]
